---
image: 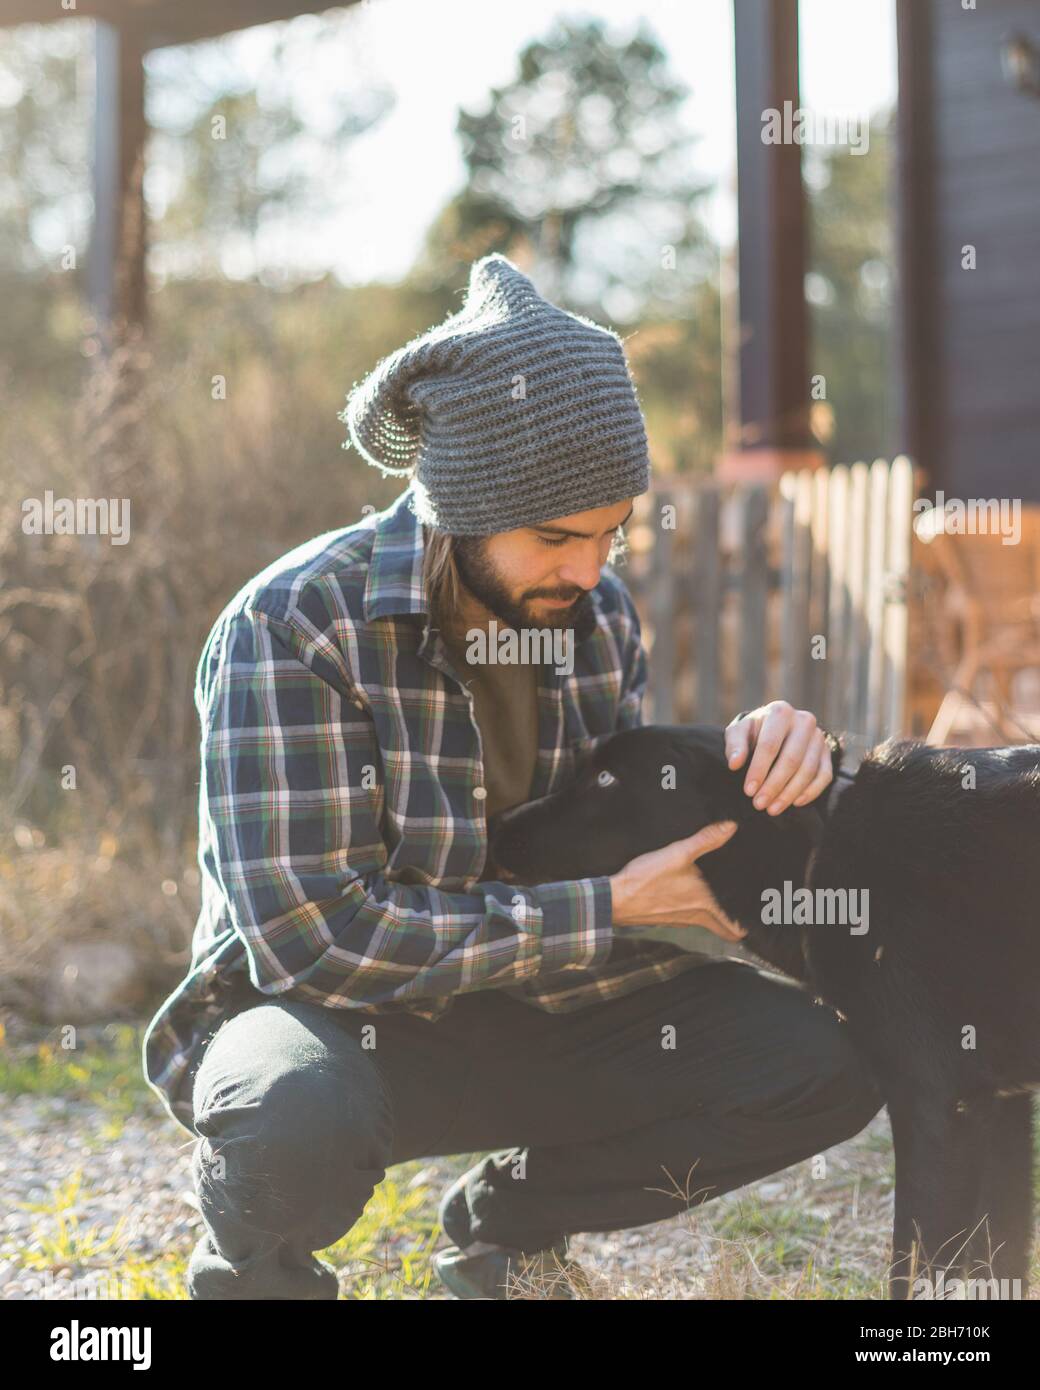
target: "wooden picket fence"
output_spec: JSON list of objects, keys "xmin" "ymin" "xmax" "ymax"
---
[{"xmin": 623, "ymin": 456, "xmax": 918, "ymax": 764}]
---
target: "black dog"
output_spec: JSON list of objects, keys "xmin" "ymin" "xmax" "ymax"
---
[{"xmin": 487, "ymin": 723, "xmax": 1040, "ymax": 1300}]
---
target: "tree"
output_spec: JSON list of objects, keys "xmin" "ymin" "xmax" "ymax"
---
[
  {"xmin": 147, "ymin": 11, "xmax": 394, "ymax": 281},
  {"xmin": 416, "ymin": 16, "xmax": 716, "ymax": 323},
  {"xmin": 0, "ymin": 21, "xmax": 88, "ymax": 276}
]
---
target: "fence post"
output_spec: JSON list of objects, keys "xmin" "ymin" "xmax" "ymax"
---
[
  {"xmin": 807, "ymin": 467, "xmax": 831, "ymax": 720},
  {"xmin": 780, "ymin": 468, "xmax": 813, "ymax": 711},
  {"xmin": 691, "ymin": 484, "xmax": 722, "ymax": 723},
  {"xmin": 825, "ymin": 466, "xmax": 849, "ymax": 733},
  {"xmin": 864, "ymin": 460, "xmax": 891, "ymax": 746},
  {"xmin": 649, "ymin": 487, "xmax": 676, "ymax": 724},
  {"xmin": 883, "ymin": 455, "xmax": 915, "ymax": 738},
  {"xmin": 842, "ymin": 462, "xmax": 870, "ymax": 753},
  {"xmin": 739, "ymin": 485, "xmax": 769, "ymax": 712}
]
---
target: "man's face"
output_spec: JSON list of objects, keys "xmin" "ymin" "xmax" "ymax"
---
[{"xmin": 451, "ymin": 498, "xmax": 634, "ymax": 632}]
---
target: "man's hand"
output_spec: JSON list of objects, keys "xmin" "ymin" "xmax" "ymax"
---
[
  {"xmin": 609, "ymin": 819, "xmax": 746, "ymax": 942},
  {"xmin": 725, "ymin": 700, "xmax": 833, "ymax": 815}
]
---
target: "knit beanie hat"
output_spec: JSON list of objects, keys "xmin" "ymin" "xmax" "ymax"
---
[{"xmin": 339, "ymin": 254, "xmax": 651, "ymax": 534}]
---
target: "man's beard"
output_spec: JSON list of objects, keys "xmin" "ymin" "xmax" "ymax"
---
[{"xmin": 451, "ymin": 535, "xmax": 593, "ymax": 634}]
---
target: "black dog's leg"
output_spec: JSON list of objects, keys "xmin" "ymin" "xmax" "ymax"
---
[
  {"xmin": 887, "ymin": 1084, "xmax": 991, "ymax": 1300},
  {"xmin": 964, "ymin": 1091, "xmax": 1034, "ymax": 1298}
]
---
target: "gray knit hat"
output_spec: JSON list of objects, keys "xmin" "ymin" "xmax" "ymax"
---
[{"xmin": 339, "ymin": 254, "xmax": 651, "ymax": 534}]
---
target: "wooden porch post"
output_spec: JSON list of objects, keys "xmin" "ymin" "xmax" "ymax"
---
[
  {"xmin": 721, "ymin": 0, "xmax": 822, "ymax": 483},
  {"xmin": 87, "ymin": 19, "xmax": 148, "ymax": 344},
  {"xmin": 893, "ymin": 0, "xmax": 937, "ymax": 492}
]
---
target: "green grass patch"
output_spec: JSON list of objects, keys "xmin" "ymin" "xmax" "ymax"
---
[{"xmin": 0, "ymin": 1020, "xmax": 152, "ymax": 1118}]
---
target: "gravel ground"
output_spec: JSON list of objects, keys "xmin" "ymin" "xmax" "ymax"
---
[{"xmin": 1, "ymin": 1084, "xmax": 900, "ymax": 1300}]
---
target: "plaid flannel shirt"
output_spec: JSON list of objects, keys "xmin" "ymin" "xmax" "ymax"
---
[{"xmin": 141, "ymin": 483, "xmax": 709, "ymax": 1134}]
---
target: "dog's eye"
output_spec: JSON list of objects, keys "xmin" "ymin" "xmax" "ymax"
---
[{"xmin": 596, "ymin": 770, "xmax": 617, "ymax": 788}]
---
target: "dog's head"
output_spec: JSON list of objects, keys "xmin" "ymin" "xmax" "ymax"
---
[{"xmin": 487, "ymin": 723, "xmax": 844, "ymax": 934}]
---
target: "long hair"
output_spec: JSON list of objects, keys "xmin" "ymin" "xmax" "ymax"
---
[{"xmin": 421, "ymin": 524, "xmax": 469, "ymax": 634}]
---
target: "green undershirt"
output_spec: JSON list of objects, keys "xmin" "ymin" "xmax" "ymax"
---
[{"xmin": 440, "ymin": 616, "xmax": 541, "ymax": 820}]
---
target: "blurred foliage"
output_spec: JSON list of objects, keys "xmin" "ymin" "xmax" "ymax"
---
[
  {"xmin": 416, "ymin": 15, "xmax": 717, "ymax": 320},
  {"xmin": 805, "ymin": 111, "xmax": 895, "ymax": 466},
  {"xmin": 0, "ymin": 21, "xmax": 88, "ymax": 277},
  {"xmin": 145, "ymin": 11, "xmax": 395, "ymax": 280}
]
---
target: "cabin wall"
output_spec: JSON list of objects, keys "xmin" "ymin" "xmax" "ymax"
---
[{"xmin": 897, "ymin": 0, "xmax": 1040, "ymax": 503}]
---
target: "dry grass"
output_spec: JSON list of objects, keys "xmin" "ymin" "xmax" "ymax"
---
[{"xmin": 0, "ymin": 330, "xmax": 400, "ymax": 1017}]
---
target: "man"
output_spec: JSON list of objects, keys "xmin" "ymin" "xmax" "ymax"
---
[{"xmin": 141, "ymin": 254, "xmax": 882, "ymax": 1300}]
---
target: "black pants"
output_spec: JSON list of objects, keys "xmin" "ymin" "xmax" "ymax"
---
[{"xmin": 184, "ymin": 958, "xmax": 885, "ymax": 1299}]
